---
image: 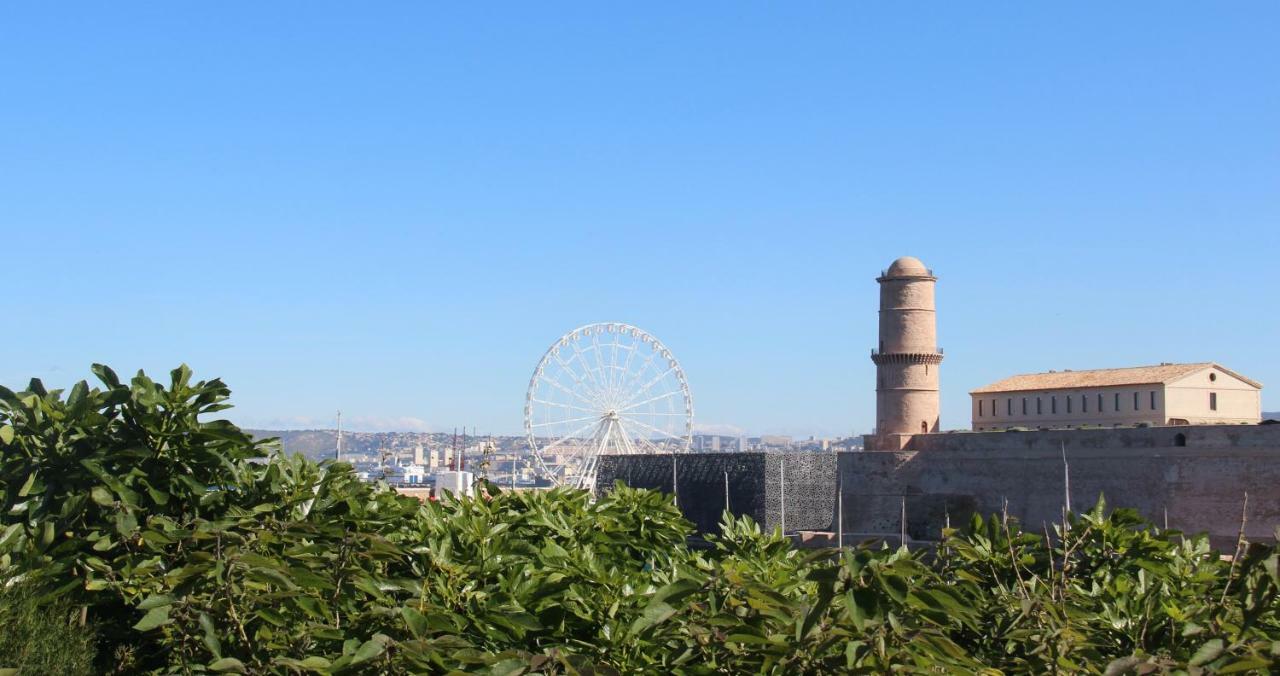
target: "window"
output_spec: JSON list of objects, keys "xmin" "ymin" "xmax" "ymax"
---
[
  {"xmin": 1133, "ymin": 392, "xmax": 1140, "ymax": 410},
  {"xmin": 1174, "ymin": 433, "xmax": 1187, "ymax": 447},
  {"xmin": 1082, "ymin": 395, "xmax": 1088, "ymax": 413},
  {"xmin": 979, "ymin": 400, "xmax": 984, "ymax": 417},
  {"xmin": 1007, "ymin": 399, "xmax": 1012, "ymax": 415},
  {"xmin": 1067, "ymin": 396, "xmax": 1073, "ymax": 414},
  {"xmin": 1052, "ymin": 396, "xmax": 1057, "ymax": 414},
  {"xmin": 992, "ymin": 400, "xmax": 997, "ymax": 417},
  {"xmin": 1022, "ymin": 398, "xmax": 1028, "ymax": 415},
  {"xmin": 1210, "ymin": 392, "xmax": 1218, "ymax": 411},
  {"xmin": 1114, "ymin": 392, "xmax": 1121, "ymax": 412},
  {"xmin": 1150, "ymin": 391, "xmax": 1157, "ymax": 409},
  {"xmin": 1098, "ymin": 393, "xmax": 1104, "ymax": 413},
  {"xmin": 1035, "ymin": 397, "xmax": 1041, "ymax": 415}
]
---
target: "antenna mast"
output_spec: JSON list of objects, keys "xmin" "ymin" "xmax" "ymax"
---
[{"xmin": 336, "ymin": 410, "xmax": 343, "ymax": 462}]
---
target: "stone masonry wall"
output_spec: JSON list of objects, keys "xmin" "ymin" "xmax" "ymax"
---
[{"xmin": 598, "ymin": 425, "xmax": 1280, "ymax": 549}]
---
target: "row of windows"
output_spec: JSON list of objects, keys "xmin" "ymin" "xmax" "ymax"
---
[{"xmin": 977, "ymin": 390, "xmax": 1161, "ymax": 418}]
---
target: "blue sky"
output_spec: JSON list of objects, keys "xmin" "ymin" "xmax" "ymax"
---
[{"xmin": 3, "ymin": 4, "xmax": 1278, "ymax": 436}]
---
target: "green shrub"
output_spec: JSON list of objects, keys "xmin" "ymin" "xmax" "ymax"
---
[{"xmin": 1, "ymin": 364, "xmax": 1277, "ymax": 674}]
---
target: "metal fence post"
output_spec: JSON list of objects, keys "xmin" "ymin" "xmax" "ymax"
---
[
  {"xmin": 671, "ymin": 454, "xmax": 678, "ymax": 508},
  {"xmin": 837, "ymin": 465, "xmax": 844, "ymax": 549},
  {"xmin": 779, "ymin": 456, "xmax": 786, "ymax": 536}
]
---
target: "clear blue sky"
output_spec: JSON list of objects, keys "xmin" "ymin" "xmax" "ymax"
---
[{"xmin": 3, "ymin": 4, "xmax": 1278, "ymax": 436}]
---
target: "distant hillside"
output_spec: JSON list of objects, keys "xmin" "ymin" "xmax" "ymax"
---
[
  {"xmin": 1265, "ymin": 412, "xmax": 1279, "ymax": 421},
  {"xmin": 247, "ymin": 429, "xmax": 528, "ymax": 459},
  {"xmin": 247, "ymin": 429, "xmax": 444, "ymax": 459}
]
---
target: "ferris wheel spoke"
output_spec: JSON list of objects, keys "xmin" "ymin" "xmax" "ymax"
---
[
  {"xmin": 616, "ymin": 424, "xmax": 639, "ymax": 455},
  {"xmin": 633, "ymin": 434, "xmax": 663, "ymax": 454},
  {"xmin": 618, "ymin": 388, "xmax": 682, "ymax": 413},
  {"xmin": 542, "ymin": 360, "xmax": 607, "ymax": 408},
  {"xmin": 615, "ymin": 342, "xmax": 660, "ymax": 406},
  {"xmin": 589, "ymin": 332, "xmax": 615, "ymax": 404},
  {"xmin": 603, "ymin": 333, "xmax": 621, "ymax": 399},
  {"xmin": 568, "ymin": 339, "xmax": 610, "ymax": 402},
  {"xmin": 556, "ymin": 347, "xmax": 598, "ymax": 399},
  {"xmin": 529, "ymin": 397, "xmax": 600, "ymax": 416},
  {"xmin": 529, "ymin": 413, "xmax": 605, "ymax": 428},
  {"xmin": 580, "ymin": 336, "xmax": 611, "ymax": 401},
  {"xmin": 616, "ymin": 415, "xmax": 684, "ymax": 443},
  {"xmin": 539, "ymin": 419, "xmax": 607, "ymax": 455},
  {"xmin": 617, "ymin": 335, "xmax": 639, "ymax": 394},
  {"xmin": 618, "ymin": 366, "xmax": 680, "ymax": 410},
  {"xmin": 609, "ymin": 334, "xmax": 630, "ymax": 401}
]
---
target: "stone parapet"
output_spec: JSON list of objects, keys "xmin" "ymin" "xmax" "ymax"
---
[{"xmin": 871, "ymin": 351, "xmax": 944, "ymax": 366}]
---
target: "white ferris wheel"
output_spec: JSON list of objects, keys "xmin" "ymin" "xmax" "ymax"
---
[{"xmin": 525, "ymin": 323, "xmax": 693, "ymax": 490}]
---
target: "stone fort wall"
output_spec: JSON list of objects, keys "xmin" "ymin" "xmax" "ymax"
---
[{"xmin": 596, "ymin": 424, "xmax": 1280, "ymax": 549}]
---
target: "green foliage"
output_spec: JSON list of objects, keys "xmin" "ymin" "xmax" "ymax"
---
[
  {"xmin": 0, "ymin": 581, "xmax": 97, "ymax": 675},
  {"xmin": 2, "ymin": 364, "xmax": 1279, "ymax": 674}
]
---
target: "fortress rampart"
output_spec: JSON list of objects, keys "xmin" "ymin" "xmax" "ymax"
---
[{"xmin": 596, "ymin": 424, "xmax": 1280, "ymax": 549}]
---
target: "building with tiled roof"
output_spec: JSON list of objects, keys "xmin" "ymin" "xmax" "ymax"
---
[{"xmin": 970, "ymin": 363, "xmax": 1262, "ymax": 431}]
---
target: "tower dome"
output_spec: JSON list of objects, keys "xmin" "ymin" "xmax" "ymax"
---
[{"xmin": 885, "ymin": 256, "xmax": 930, "ymax": 278}]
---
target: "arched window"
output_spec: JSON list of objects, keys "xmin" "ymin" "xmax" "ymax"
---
[
  {"xmin": 1097, "ymin": 393, "xmax": 1104, "ymax": 413},
  {"xmin": 1082, "ymin": 395, "xmax": 1088, "ymax": 413},
  {"xmin": 1174, "ymin": 433, "xmax": 1187, "ymax": 447},
  {"xmin": 1067, "ymin": 396, "xmax": 1073, "ymax": 414},
  {"xmin": 978, "ymin": 400, "xmax": 984, "ymax": 417},
  {"xmin": 1133, "ymin": 391, "xmax": 1140, "ymax": 410},
  {"xmin": 1022, "ymin": 398, "xmax": 1028, "ymax": 415},
  {"xmin": 1114, "ymin": 392, "xmax": 1121, "ymax": 412},
  {"xmin": 921, "ymin": 421, "xmax": 928, "ymax": 434},
  {"xmin": 1036, "ymin": 397, "xmax": 1042, "ymax": 415},
  {"xmin": 1051, "ymin": 396, "xmax": 1057, "ymax": 414}
]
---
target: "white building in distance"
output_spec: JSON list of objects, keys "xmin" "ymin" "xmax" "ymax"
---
[{"xmin": 970, "ymin": 362, "xmax": 1262, "ymax": 431}]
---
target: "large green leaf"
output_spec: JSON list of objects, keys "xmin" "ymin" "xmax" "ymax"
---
[{"xmin": 133, "ymin": 606, "xmax": 172, "ymax": 632}]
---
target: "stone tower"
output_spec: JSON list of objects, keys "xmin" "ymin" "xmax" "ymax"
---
[{"xmin": 867, "ymin": 256, "xmax": 943, "ymax": 451}]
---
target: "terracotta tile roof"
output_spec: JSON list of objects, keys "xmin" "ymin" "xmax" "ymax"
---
[{"xmin": 970, "ymin": 363, "xmax": 1262, "ymax": 394}]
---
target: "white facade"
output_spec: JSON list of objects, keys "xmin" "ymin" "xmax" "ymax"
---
[
  {"xmin": 433, "ymin": 470, "xmax": 474, "ymax": 498},
  {"xmin": 971, "ymin": 363, "xmax": 1261, "ymax": 431}
]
